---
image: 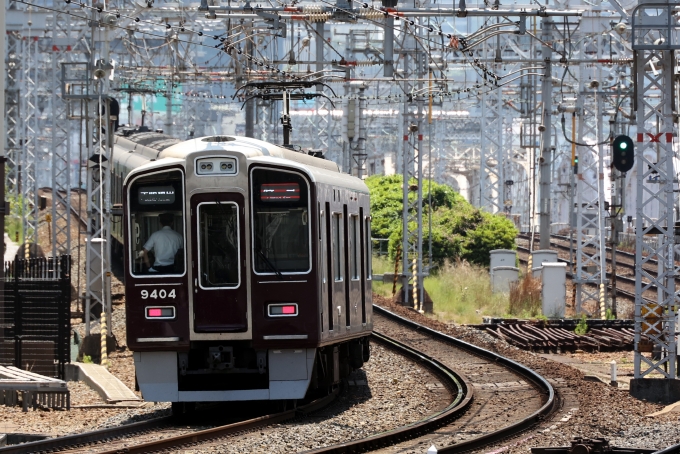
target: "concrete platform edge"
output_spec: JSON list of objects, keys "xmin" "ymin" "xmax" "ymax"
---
[
  {"xmin": 75, "ymin": 363, "xmax": 140, "ymax": 404},
  {"xmin": 630, "ymin": 378, "xmax": 680, "ymax": 405}
]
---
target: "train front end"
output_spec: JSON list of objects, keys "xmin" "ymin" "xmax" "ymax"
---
[{"xmin": 123, "ymin": 137, "xmax": 371, "ymax": 405}]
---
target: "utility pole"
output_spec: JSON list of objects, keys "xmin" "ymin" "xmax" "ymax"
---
[
  {"xmin": 609, "ymin": 164, "xmax": 620, "ymax": 318},
  {"xmin": 538, "ymin": 18, "xmax": 553, "ymax": 250},
  {"xmin": 355, "ymin": 85, "xmax": 367, "ymax": 178},
  {"xmin": 609, "ymin": 112, "xmax": 628, "ymax": 319},
  {"xmin": 85, "ymin": 13, "xmax": 114, "ymax": 338},
  {"xmin": 0, "ymin": 0, "xmax": 6, "ymax": 265},
  {"xmin": 244, "ymin": 22, "xmax": 255, "ymax": 139}
]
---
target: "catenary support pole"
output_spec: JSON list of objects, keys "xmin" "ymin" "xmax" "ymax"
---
[{"xmin": 538, "ymin": 18, "xmax": 553, "ymax": 250}]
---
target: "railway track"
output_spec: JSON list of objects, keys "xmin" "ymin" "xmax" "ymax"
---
[
  {"xmin": 515, "ymin": 243, "xmax": 642, "ymax": 303},
  {"xmin": 0, "ymin": 384, "xmax": 341, "ymax": 453},
  {"xmin": 39, "ymin": 188, "xmax": 88, "ymax": 228},
  {"xmin": 366, "ymin": 305, "xmax": 556, "ymax": 454},
  {"xmin": 0, "ymin": 307, "xmax": 555, "ymax": 453},
  {"xmin": 518, "ymin": 232, "xmax": 665, "ymax": 284},
  {"xmin": 516, "ymin": 233, "xmax": 657, "ymax": 306},
  {"xmin": 0, "ymin": 329, "xmax": 469, "ymax": 454}
]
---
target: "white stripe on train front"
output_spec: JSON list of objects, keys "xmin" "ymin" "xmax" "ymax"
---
[{"xmin": 137, "ymin": 337, "xmax": 180, "ymax": 342}]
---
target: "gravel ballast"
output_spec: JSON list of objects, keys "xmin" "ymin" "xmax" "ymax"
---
[{"xmin": 373, "ymin": 295, "xmax": 679, "ymax": 453}]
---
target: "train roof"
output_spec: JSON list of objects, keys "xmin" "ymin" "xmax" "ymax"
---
[
  {"xmin": 119, "ymin": 134, "xmax": 367, "ymax": 193},
  {"xmin": 159, "ymin": 136, "xmax": 340, "ymax": 173}
]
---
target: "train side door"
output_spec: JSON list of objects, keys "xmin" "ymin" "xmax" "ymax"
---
[
  {"xmin": 347, "ymin": 211, "xmax": 363, "ymax": 327},
  {"xmin": 191, "ymin": 193, "xmax": 248, "ymax": 333},
  {"xmin": 330, "ymin": 208, "xmax": 345, "ymax": 331}
]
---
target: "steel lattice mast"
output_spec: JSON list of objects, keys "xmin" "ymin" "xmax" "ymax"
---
[
  {"xmin": 479, "ymin": 43, "xmax": 503, "ymax": 214},
  {"xmin": 398, "ymin": 14, "xmax": 426, "ymax": 310},
  {"xmin": 574, "ymin": 88, "xmax": 607, "ymax": 316},
  {"xmin": 631, "ymin": 0, "xmax": 677, "ymax": 381}
]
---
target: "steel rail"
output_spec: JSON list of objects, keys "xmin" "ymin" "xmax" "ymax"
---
[
  {"xmin": 518, "ymin": 232, "xmax": 641, "ymax": 269},
  {"xmin": 515, "ymin": 238, "xmax": 656, "ymax": 305},
  {"xmin": 39, "ymin": 187, "xmax": 88, "ymax": 228},
  {"xmin": 366, "ymin": 305, "xmax": 557, "ymax": 454},
  {"xmin": 515, "ymin": 243, "xmax": 649, "ymax": 304},
  {"xmin": 302, "ymin": 331, "xmax": 473, "ymax": 453},
  {"xmin": 2, "ymin": 330, "xmax": 468, "ymax": 454},
  {"xmin": 0, "ymin": 415, "xmax": 175, "ymax": 454},
  {"xmin": 92, "ymin": 331, "xmax": 470, "ymax": 454},
  {"xmin": 653, "ymin": 442, "xmax": 680, "ymax": 454},
  {"xmin": 0, "ymin": 391, "xmax": 338, "ymax": 454},
  {"xmin": 93, "ymin": 390, "xmax": 339, "ymax": 454}
]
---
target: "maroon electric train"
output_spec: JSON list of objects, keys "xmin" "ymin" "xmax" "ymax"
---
[{"xmin": 114, "ymin": 131, "xmax": 372, "ymax": 408}]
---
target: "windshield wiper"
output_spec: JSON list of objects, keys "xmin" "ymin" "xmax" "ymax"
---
[{"xmin": 257, "ymin": 249, "xmax": 283, "ymax": 278}]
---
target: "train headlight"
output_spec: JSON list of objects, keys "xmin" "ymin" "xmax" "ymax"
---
[{"xmin": 196, "ymin": 158, "xmax": 236, "ymax": 175}]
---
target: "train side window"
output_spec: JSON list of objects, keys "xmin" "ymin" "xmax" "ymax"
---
[
  {"xmin": 127, "ymin": 169, "xmax": 185, "ymax": 277},
  {"xmin": 197, "ymin": 202, "xmax": 240, "ymax": 288},
  {"xmin": 333, "ymin": 213, "xmax": 343, "ymax": 281},
  {"xmin": 365, "ymin": 217, "xmax": 372, "ymax": 280},
  {"xmin": 350, "ymin": 215, "xmax": 359, "ymax": 280}
]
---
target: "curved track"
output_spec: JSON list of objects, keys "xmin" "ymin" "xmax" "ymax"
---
[
  {"xmin": 516, "ymin": 233, "xmax": 656, "ymax": 305},
  {"xmin": 360, "ymin": 305, "xmax": 556, "ymax": 454},
  {"xmin": 0, "ymin": 328, "xmax": 470, "ymax": 454},
  {"xmin": 0, "ymin": 308, "xmax": 556, "ymax": 453}
]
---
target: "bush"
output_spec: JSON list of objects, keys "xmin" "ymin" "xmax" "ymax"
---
[
  {"xmin": 574, "ymin": 315, "xmax": 588, "ymax": 335},
  {"xmin": 366, "ymin": 175, "xmax": 517, "ymax": 267},
  {"xmin": 508, "ymin": 274, "xmax": 542, "ymax": 317},
  {"xmin": 4, "ymin": 194, "xmax": 25, "ymax": 242}
]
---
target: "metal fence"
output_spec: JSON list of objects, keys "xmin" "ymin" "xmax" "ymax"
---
[
  {"xmin": 0, "ymin": 256, "xmax": 71, "ymax": 379},
  {"xmin": 372, "ymin": 238, "xmax": 389, "ymax": 256}
]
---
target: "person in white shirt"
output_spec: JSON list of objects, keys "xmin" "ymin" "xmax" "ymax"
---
[{"xmin": 142, "ymin": 213, "xmax": 183, "ymax": 274}]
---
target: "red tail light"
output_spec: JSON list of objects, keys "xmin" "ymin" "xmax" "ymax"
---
[
  {"xmin": 145, "ymin": 306, "xmax": 175, "ymax": 319},
  {"xmin": 268, "ymin": 303, "xmax": 298, "ymax": 317}
]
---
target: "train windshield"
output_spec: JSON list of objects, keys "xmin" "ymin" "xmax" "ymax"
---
[
  {"xmin": 251, "ymin": 168, "xmax": 310, "ymax": 274},
  {"xmin": 128, "ymin": 169, "xmax": 185, "ymax": 276},
  {"xmin": 198, "ymin": 202, "xmax": 240, "ymax": 288}
]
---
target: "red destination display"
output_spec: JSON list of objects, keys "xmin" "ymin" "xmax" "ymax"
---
[{"xmin": 261, "ymin": 183, "xmax": 300, "ymax": 201}]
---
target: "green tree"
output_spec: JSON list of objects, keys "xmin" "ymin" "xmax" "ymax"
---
[
  {"xmin": 366, "ymin": 175, "xmax": 517, "ymax": 267},
  {"xmin": 4, "ymin": 193, "xmax": 25, "ymax": 242}
]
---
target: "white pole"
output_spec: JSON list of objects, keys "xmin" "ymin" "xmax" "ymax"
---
[{"xmin": 610, "ymin": 360, "xmax": 617, "ymax": 387}]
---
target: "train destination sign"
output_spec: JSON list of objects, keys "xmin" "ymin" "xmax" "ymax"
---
[
  {"xmin": 261, "ymin": 183, "xmax": 300, "ymax": 201},
  {"xmin": 139, "ymin": 186, "xmax": 176, "ymax": 205}
]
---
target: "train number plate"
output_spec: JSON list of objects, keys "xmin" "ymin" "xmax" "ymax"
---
[{"xmin": 141, "ymin": 289, "xmax": 176, "ymax": 299}]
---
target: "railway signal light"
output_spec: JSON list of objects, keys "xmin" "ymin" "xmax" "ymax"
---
[
  {"xmin": 573, "ymin": 155, "xmax": 578, "ymax": 174},
  {"xmin": 612, "ymin": 134, "xmax": 634, "ymax": 173}
]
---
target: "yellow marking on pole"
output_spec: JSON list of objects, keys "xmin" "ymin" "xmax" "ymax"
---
[
  {"xmin": 101, "ymin": 312, "xmax": 108, "ymax": 368},
  {"xmin": 392, "ymin": 245, "xmax": 401, "ymax": 297},
  {"xmin": 571, "ymin": 113, "xmax": 576, "ymax": 167}
]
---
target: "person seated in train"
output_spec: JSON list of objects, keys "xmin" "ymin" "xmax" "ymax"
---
[{"xmin": 142, "ymin": 212, "xmax": 183, "ymax": 274}]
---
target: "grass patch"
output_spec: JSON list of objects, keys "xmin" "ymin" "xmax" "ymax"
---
[
  {"xmin": 371, "ymin": 254, "xmax": 401, "ymax": 298},
  {"xmin": 426, "ymin": 261, "xmax": 509, "ymax": 324},
  {"xmin": 370, "ymin": 256, "xmax": 510, "ymax": 324},
  {"xmin": 508, "ymin": 274, "xmax": 542, "ymax": 317}
]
